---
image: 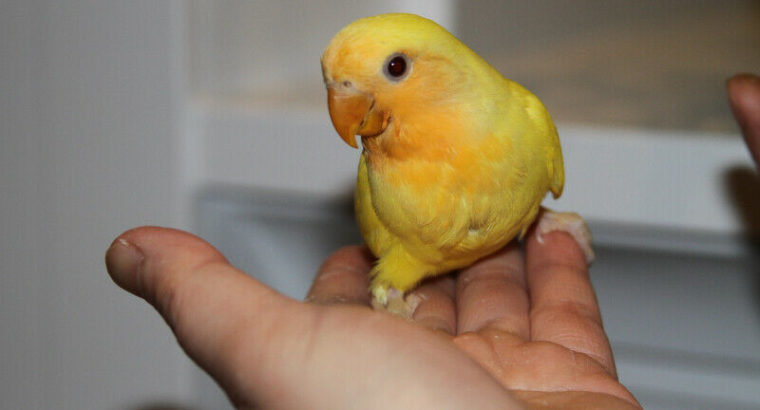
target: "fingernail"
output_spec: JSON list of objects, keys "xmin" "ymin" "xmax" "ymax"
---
[{"xmin": 105, "ymin": 238, "xmax": 144, "ymax": 286}]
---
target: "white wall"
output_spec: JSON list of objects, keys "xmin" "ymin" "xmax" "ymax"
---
[{"xmin": 0, "ymin": 1, "xmax": 194, "ymax": 408}]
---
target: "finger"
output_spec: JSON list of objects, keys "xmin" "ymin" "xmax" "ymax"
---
[
  {"xmin": 524, "ymin": 228, "xmax": 616, "ymax": 377},
  {"xmin": 306, "ymin": 245, "xmax": 373, "ymax": 305},
  {"xmin": 409, "ymin": 274, "xmax": 457, "ymax": 334},
  {"xmin": 727, "ymin": 73, "xmax": 760, "ymax": 167},
  {"xmin": 455, "ymin": 242, "xmax": 530, "ymax": 339},
  {"xmin": 105, "ymin": 226, "xmax": 293, "ymax": 404}
]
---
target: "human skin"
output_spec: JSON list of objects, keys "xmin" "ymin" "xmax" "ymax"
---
[
  {"xmin": 106, "ymin": 223, "xmax": 639, "ymax": 409},
  {"xmin": 727, "ymin": 73, "xmax": 760, "ymax": 169}
]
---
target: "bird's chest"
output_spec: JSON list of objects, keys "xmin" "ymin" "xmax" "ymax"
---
[{"xmin": 365, "ymin": 157, "xmax": 485, "ymax": 244}]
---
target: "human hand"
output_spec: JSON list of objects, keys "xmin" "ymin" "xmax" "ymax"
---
[
  {"xmin": 106, "ymin": 226, "xmax": 639, "ymax": 409},
  {"xmin": 727, "ymin": 73, "xmax": 760, "ymax": 168}
]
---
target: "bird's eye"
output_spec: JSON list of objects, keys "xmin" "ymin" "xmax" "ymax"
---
[{"xmin": 383, "ymin": 53, "xmax": 411, "ymax": 81}]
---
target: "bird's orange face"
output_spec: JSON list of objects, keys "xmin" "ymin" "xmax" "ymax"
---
[
  {"xmin": 321, "ymin": 14, "xmax": 477, "ymax": 160},
  {"xmin": 321, "ymin": 17, "xmax": 421, "ymax": 150}
]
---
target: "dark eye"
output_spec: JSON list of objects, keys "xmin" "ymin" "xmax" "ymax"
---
[{"xmin": 383, "ymin": 53, "xmax": 410, "ymax": 81}]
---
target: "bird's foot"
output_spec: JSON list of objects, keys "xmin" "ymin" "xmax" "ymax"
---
[
  {"xmin": 371, "ymin": 285, "xmax": 421, "ymax": 319},
  {"xmin": 536, "ymin": 210, "xmax": 595, "ymax": 264}
]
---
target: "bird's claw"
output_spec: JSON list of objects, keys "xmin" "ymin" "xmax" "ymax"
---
[{"xmin": 371, "ymin": 286, "xmax": 421, "ymax": 319}]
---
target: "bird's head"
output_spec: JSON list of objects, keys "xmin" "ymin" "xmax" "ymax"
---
[{"xmin": 321, "ymin": 13, "xmax": 483, "ymax": 150}]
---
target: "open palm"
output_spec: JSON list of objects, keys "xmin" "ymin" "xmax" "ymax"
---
[
  {"xmin": 307, "ymin": 229, "xmax": 638, "ymax": 409},
  {"xmin": 107, "ymin": 224, "xmax": 638, "ymax": 409}
]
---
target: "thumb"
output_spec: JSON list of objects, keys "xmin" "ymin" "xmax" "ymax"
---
[{"xmin": 105, "ymin": 226, "xmax": 292, "ymax": 406}]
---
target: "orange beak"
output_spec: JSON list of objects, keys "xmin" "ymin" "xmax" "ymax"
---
[{"xmin": 327, "ymin": 85, "xmax": 389, "ymax": 149}]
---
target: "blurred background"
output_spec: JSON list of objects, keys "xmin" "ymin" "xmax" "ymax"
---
[{"xmin": 2, "ymin": 1, "xmax": 759, "ymax": 409}]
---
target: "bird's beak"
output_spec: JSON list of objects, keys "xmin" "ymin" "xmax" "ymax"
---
[{"xmin": 327, "ymin": 85, "xmax": 389, "ymax": 149}]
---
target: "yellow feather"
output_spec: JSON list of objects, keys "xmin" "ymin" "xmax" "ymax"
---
[{"xmin": 323, "ymin": 13, "xmax": 564, "ymax": 298}]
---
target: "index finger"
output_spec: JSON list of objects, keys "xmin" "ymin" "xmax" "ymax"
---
[
  {"xmin": 727, "ymin": 73, "xmax": 760, "ymax": 168},
  {"xmin": 525, "ymin": 227, "xmax": 616, "ymax": 377},
  {"xmin": 305, "ymin": 245, "xmax": 373, "ymax": 306}
]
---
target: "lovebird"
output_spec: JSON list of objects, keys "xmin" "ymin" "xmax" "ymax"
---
[{"xmin": 321, "ymin": 13, "xmax": 593, "ymax": 316}]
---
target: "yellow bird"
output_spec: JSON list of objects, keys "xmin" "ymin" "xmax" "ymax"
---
[{"xmin": 321, "ymin": 13, "xmax": 592, "ymax": 316}]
